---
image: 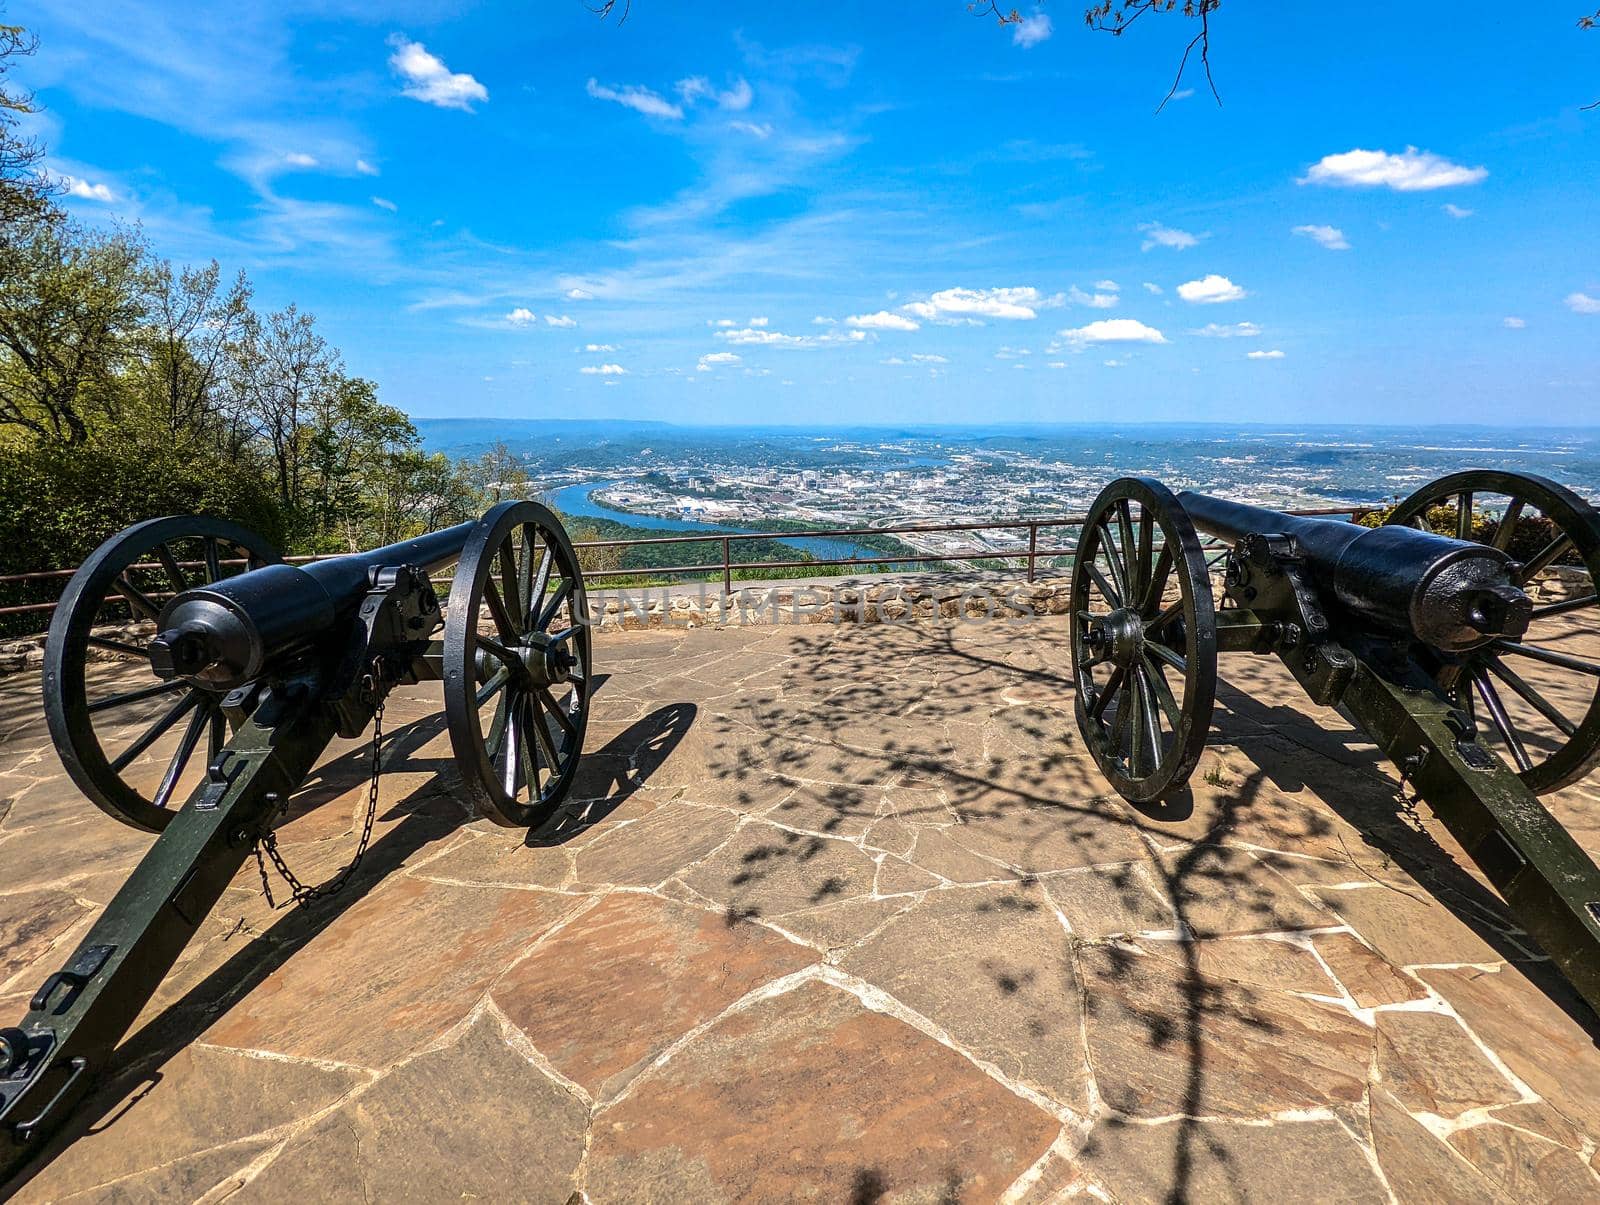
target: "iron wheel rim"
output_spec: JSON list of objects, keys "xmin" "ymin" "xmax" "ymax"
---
[
  {"xmin": 443, "ymin": 500, "xmax": 592, "ymax": 827},
  {"xmin": 1386, "ymin": 469, "xmax": 1600, "ymax": 794},
  {"xmin": 1070, "ymin": 477, "xmax": 1218, "ymax": 804},
  {"xmin": 43, "ymin": 515, "xmax": 280, "ymax": 833}
]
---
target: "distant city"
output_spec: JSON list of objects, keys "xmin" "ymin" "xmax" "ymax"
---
[{"xmin": 418, "ymin": 420, "xmax": 1600, "ymax": 565}]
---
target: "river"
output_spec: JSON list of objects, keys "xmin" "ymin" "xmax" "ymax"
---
[{"xmin": 547, "ymin": 481, "xmax": 889, "ymax": 564}]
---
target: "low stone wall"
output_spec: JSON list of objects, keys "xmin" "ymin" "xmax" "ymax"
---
[{"xmin": 583, "ymin": 574, "xmax": 1073, "ymax": 631}]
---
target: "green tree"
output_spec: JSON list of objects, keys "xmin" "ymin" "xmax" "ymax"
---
[
  {"xmin": 302, "ymin": 375, "xmax": 417, "ymax": 548},
  {"xmin": 127, "ymin": 259, "xmax": 252, "ymax": 445},
  {"xmin": 0, "ymin": 15, "xmax": 51, "ymax": 231},
  {"xmin": 0, "ymin": 217, "xmax": 148, "ymax": 444}
]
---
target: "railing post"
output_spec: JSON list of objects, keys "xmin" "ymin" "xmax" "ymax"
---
[
  {"xmin": 722, "ymin": 537, "xmax": 732, "ymax": 598},
  {"xmin": 1027, "ymin": 523, "xmax": 1038, "ymax": 583}
]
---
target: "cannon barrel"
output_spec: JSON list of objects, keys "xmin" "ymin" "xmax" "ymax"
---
[
  {"xmin": 149, "ymin": 521, "xmax": 476, "ymax": 689},
  {"xmin": 1175, "ymin": 491, "xmax": 1532, "ymax": 652}
]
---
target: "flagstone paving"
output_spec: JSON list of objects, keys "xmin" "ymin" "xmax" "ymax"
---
[{"xmin": 2, "ymin": 615, "xmax": 1600, "ymax": 1202}]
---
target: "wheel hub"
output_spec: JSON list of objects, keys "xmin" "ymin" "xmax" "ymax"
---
[{"xmin": 1085, "ymin": 607, "xmax": 1146, "ymax": 668}]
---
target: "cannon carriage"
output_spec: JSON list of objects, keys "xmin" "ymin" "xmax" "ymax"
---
[
  {"xmin": 1, "ymin": 500, "xmax": 595, "ymax": 1179},
  {"xmin": 1068, "ymin": 470, "xmax": 1600, "ymax": 1012}
]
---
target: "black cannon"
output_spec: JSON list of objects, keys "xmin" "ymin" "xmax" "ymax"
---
[
  {"xmin": 1070, "ymin": 471, "xmax": 1600, "ymax": 1011},
  {"xmin": 1, "ymin": 500, "xmax": 593, "ymax": 1181}
]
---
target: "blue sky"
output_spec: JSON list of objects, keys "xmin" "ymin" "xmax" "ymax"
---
[{"xmin": 18, "ymin": 1, "xmax": 1600, "ymax": 426}]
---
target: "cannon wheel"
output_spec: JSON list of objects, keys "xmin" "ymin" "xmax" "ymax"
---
[
  {"xmin": 1386, "ymin": 470, "xmax": 1600, "ymax": 794},
  {"xmin": 443, "ymin": 500, "xmax": 592, "ymax": 827},
  {"xmin": 1071, "ymin": 477, "xmax": 1218, "ymax": 804},
  {"xmin": 43, "ymin": 516, "xmax": 281, "ymax": 833}
]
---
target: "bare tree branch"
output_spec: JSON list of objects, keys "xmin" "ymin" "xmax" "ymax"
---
[{"xmin": 1085, "ymin": 1, "xmax": 1222, "ymax": 113}]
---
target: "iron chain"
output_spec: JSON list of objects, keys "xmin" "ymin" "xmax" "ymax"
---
[{"xmin": 253, "ymin": 657, "xmax": 387, "ymax": 909}]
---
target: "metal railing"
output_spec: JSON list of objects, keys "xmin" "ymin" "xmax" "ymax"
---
[{"xmin": 0, "ymin": 505, "xmax": 1366, "ymax": 626}]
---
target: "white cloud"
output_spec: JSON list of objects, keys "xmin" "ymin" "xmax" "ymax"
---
[
  {"xmin": 1443, "ymin": 203, "xmax": 1474, "ymax": 219},
  {"xmin": 371, "ymin": 196, "xmax": 397, "ymax": 212},
  {"xmin": 1192, "ymin": 321, "xmax": 1261, "ymax": 338},
  {"xmin": 902, "ymin": 286, "xmax": 1056, "ymax": 322},
  {"xmin": 62, "ymin": 176, "xmax": 115, "ymax": 202},
  {"xmin": 1103, "ymin": 359, "xmax": 1125, "ymax": 368},
  {"xmin": 717, "ymin": 327, "xmax": 867, "ymax": 348},
  {"xmin": 1139, "ymin": 222, "xmax": 1202, "ymax": 251},
  {"xmin": 580, "ymin": 363, "xmax": 628, "ymax": 375},
  {"xmin": 911, "ymin": 353, "xmax": 948, "ymax": 363},
  {"xmin": 1095, "ymin": 280, "xmax": 1119, "ymax": 291},
  {"xmin": 1502, "ymin": 317, "xmax": 1526, "ymax": 329},
  {"xmin": 1059, "ymin": 318, "xmax": 1168, "ymax": 345},
  {"xmin": 1011, "ymin": 13, "xmax": 1053, "ymax": 48},
  {"xmin": 1566, "ymin": 292, "xmax": 1600, "ymax": 314},
  {"xmin": 544, "ymin": 314, "xmax": 577, "ymax": 328},
  {"xmin": 1177, "ymin": 274, "xmax": 1247, "ymax": 304},
  {"xmin": 1142, "ymin": 282, "xmax": 1163, "ymax": 295},
  {"xmin": 847, "ymin": 310, "xmax": 920, "ymax": 331},
  {"xmin": 585, "ymin": 343, "xmax": 620, "ymax": 352},
  {"xmin": 1293, "ymin": 224, "xmax": 1350, "ymax": 251},
  {"xmin": 1067, "ymin": 284, "xmax": 1118, "ymax": 309},
  {"xmin": 505, "ymin": 307, "xmax": 537, "ymax": 326},
  {"xmin": 586, "ymin": 77, "xmax": 682, "ymax": 119},
  {"xmin": 748, "ymin": 316, "xmax": 769, "ymax": 327},
  {"xmin": 994, "ymin": 346, "xmax": 1031, "ymax": 359},
  {"xmin": 388, "ymin": 36, "xmax": 488, "ymax": 112},
  {"xmin": 1048, "ymin": 361, "xmax": 1068, "ymax": 368},
  {"xmin": 284, "ymin": 151, "xmax": 318, "ymax": 168},
  {"xmin": 565, "ymin": 288, "xmax": 594, "ymax": 301},
  {"xmin": 811, "ymin": 316, "xmax": 837, "ymax": 326},
  {"xmin": 730, "ymin": 120, "xmax": 773, "ymax": 139},
  {"xmin": 697, "ymin": 352, "xmax": 741, "ymax": 372},
  {"xmin": 1300, "ymin": 147, "xmax": 1487, "ymax": 191},
  {"xmin": 718, "ymin": 78, "xmax": 753, "ymax": 111},
  {"xmin": 356, "ymin": 159, "xmax": 380, "ymax": 177},
  {"xmin": 1247, "ymin": 349, "xmax": 1286, "ymax": 360}
]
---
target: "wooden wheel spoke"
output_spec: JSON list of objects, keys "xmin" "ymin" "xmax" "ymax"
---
[
  {"xmin": 88, "ymin": 677, "xmax": 186, "ymax": 714},
  {"xmin": 1142, "ymin": 657, "xmax": 1183, "ymax": 730},
  {"xmin": 536, "ymin": 577, "xmax": 573, "ymax": 633},
  {"xmin": 154, "ymin": 544, "xmax": 188, "ymax": 594},
  {"xmin": 1483, "ymin": 655, "xmax": 1579, "ymax": 738},
  {"xmin": 483, "ymin": 577, "xmax": 519, "ymax": 640},
  {"xmin": 1493, "ymin": 640, "xmax": 1600, "ymax": 677},
  {"xmin": 538, "ymin": 688, "xmax": 577, "ymax": 740},
  {"xmin": 497, "ymin": 540, "xmax": 522, "ymax": 632},
  {"xmin": 110, "ymin": 690, "xmax": 201, "ymax": 773},
  {"xmin": 1134, "ymin": 508, "xmax": 1154, "ymax": 609},
  {"xmin": 517, "ymin": 696, "xmax": 541, "ymax": 800},
  {"xmin": 528, "ymin": 692, "xmax": 562, "ymax": 771},
  {"xmin": 1110, "ymin": 678, "xmax": 1135, "ymax": 765},
  {"xmin": 527, "ymin": 541, "xmax": 552, "ymax": 629},
  {"xmin": 113, "ymin": 575, "xmax": 162, "ymax": 621},
  {"xmin": 475, "ymin": 633, "xmax": 521, "ymax": 666},
  {"xmin": 476, "ymin": 665, "xmax": 510, "ymax": 706},
  {"xmin": 548, "ymin": 626, "xmax": 580, "ymax": 645},
  {"xmin": 485, "ymin": 692, "xmax": 510, "ymax": 760},
  {"xmin": 501, "ymin": 709, "xmax": 522, "ymax": 797},
  {"xmin": 153, "ymin": 702, "xmax": 210, "ymax": 809},
  {"xmin": 1491, "ymin": 499, "xmax": 1525, "ymax": 552},
  {"xmin": 1456, "ymin": 492, "xmax": 1474, "ymax": 541},
  {"xmin": 1519, "ymin": 532, "xmax": 1574, "ymax": 585},
  {"xmin": 1086, "ymin": 562, "xmax": 1122, "ymax": 610},
  {"xmin": 1136, "ymin": 670, "xmax": 1163, "ymax": 777},
  {"xmin": 1104, "ymin": 513, "xmax": 1131, "ymax": 602},
  {"xmin": 1090, "ymin": 666, "xmax": 1126, "ymax": 722},
  {"xmin": 1473, "ymin": 672, "xmax": 1533, "ymax": 772},
  {"xmin": 87, "ymin": 634, "xmax": 148, "ymax": 658},
  {"xmin": 203, "ymin": 536, "xmax": 222, "ymax": 584},
  {"xmin": 1531, "ymin": 593, "xmax": 1597, "ymax": 621},
  {"xmin": 1148, "ymin": 599, "xmax": 1183, "ymax": 634},
  {"xmin": 1140, "ymin": 543, "xmax": 1174, "ymax": 617},
  {"xmin": 1146, "ymin": 641, "xmax": 1187, "ymax": 675}
]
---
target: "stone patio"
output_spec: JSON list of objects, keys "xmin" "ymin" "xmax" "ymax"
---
[{"xmin": 3, "ymin": 615, "xmax": 1600, "ymax": 1202}]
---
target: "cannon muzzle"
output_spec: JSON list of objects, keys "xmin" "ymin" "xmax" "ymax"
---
[
  {"xmin": 1176, "ymin": 491, "xmax": 1532, "ymax": 651},
  {"xmin": 151, "ymin": 521, "xmax": 476, "ymax": 689}
]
